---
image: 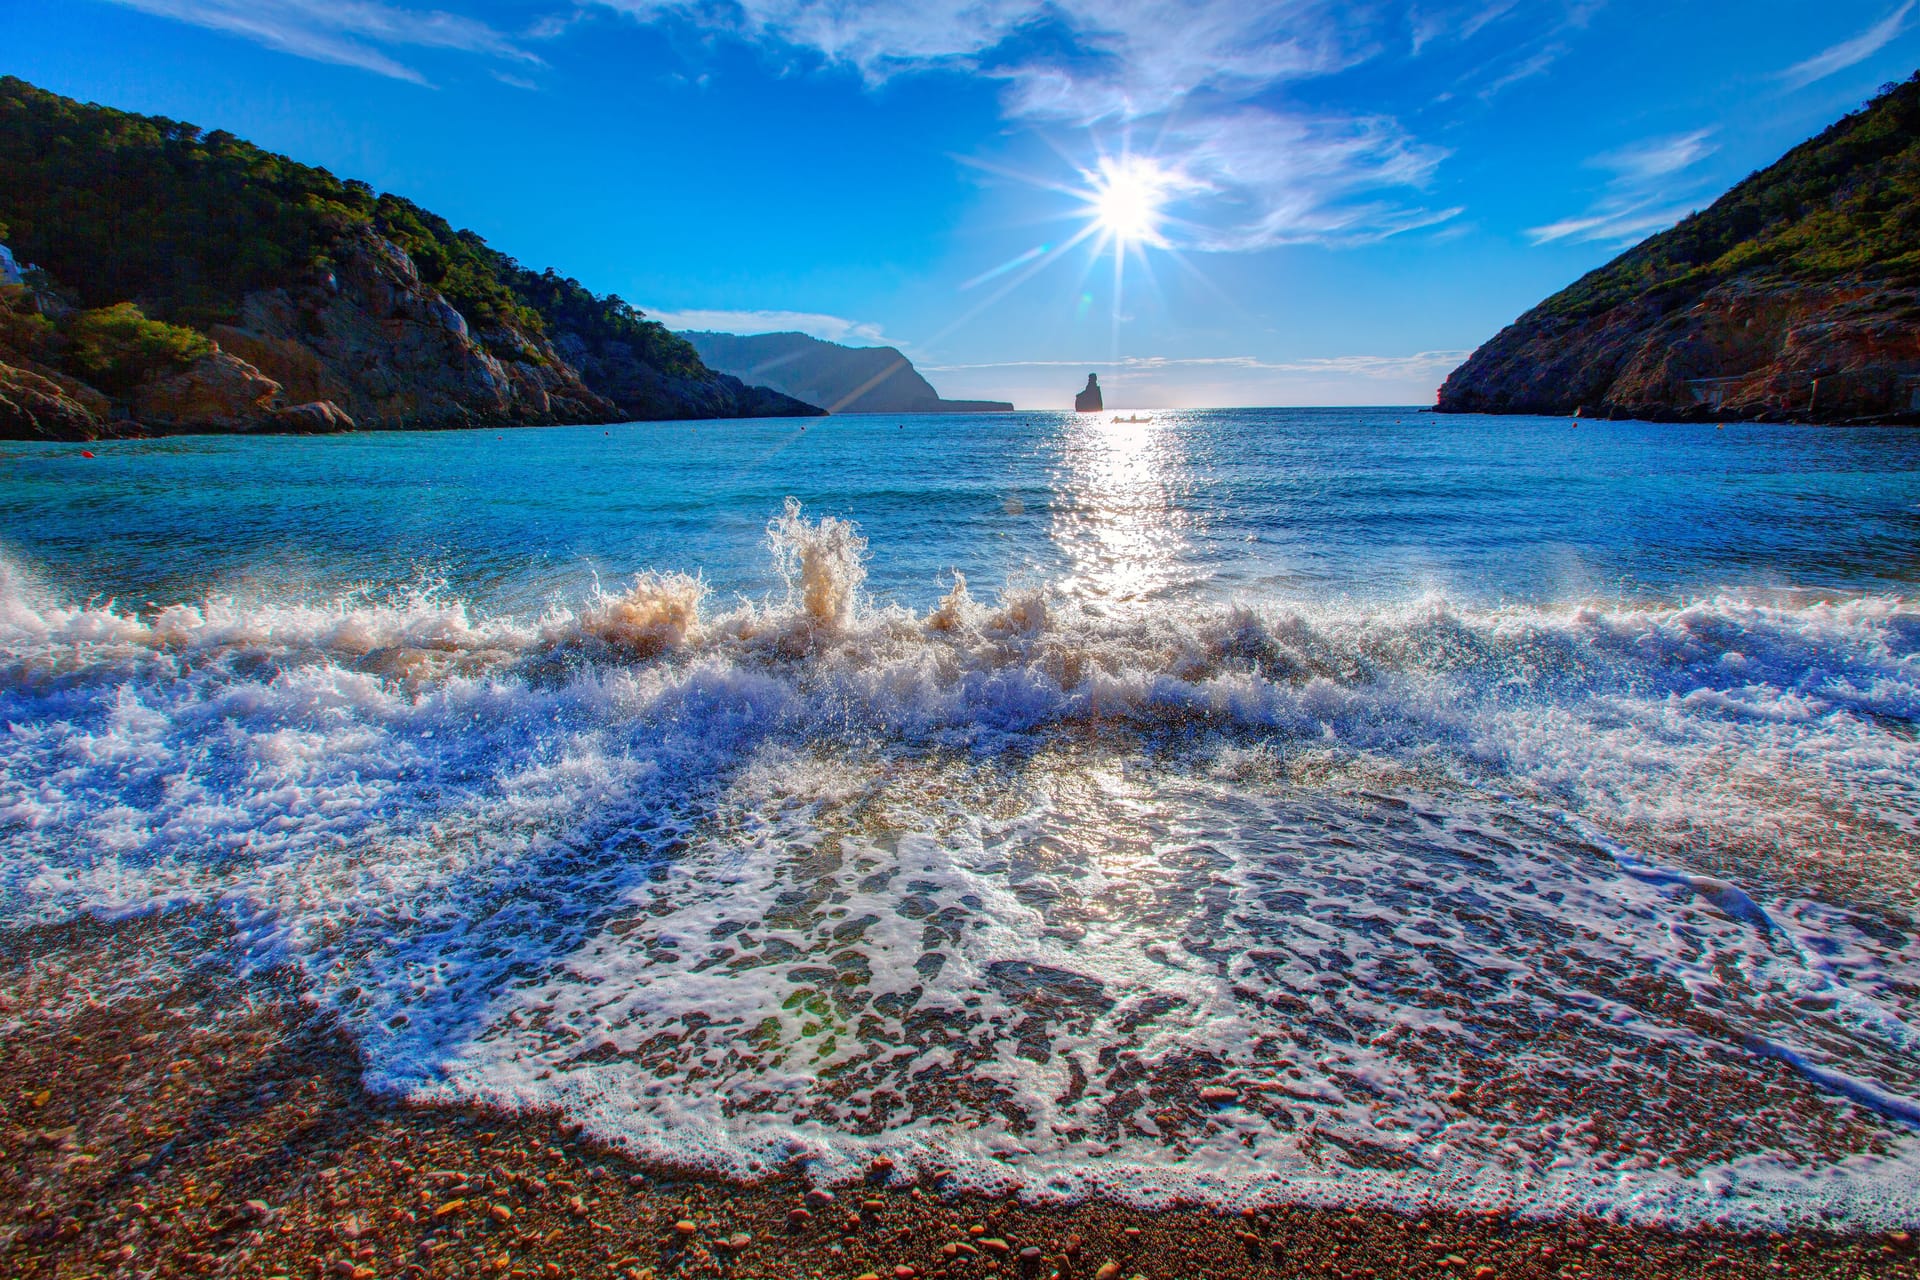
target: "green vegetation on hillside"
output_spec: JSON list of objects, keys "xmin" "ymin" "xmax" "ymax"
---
[
  {"xmin": 1542, "ymin": 71, "xmax": 1920, "ymax": 319},
  {"xmin": 506, "ymin": 264, "xmax": 706, "ymax": 377},
  {"xmin": 0, "ymin": 77, "xmax": 369, "ymax": 325},
  {"xmin": 0, "ymin": 75, "xmax": 693, "ymax": 364},
  {"xmin": 68, "ymin": 302, "xmax": 213, "ymax": 393}
]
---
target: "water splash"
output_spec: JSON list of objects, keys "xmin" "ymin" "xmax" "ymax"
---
[{"xmin": 1, "ymin": 509, "xmax": 1917, "ymax": 1229}]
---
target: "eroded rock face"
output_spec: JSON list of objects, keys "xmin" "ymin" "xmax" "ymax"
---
[
  {"xmin": 0, "ymin": 360, "xmax": 107, "ymax": 440},
  {"xmin": 207, "ymin": 325, "xmax": 351, "ymax": 408},
  {"xmin": 131, "ymin": 351, "xmax": 282, "ymax": 431},
  {"xmin": 214, "ymin": 231, "xmax": 615, "ymax": 430},
  {"xmin": 266, "ymin": 400, "xmax": 357, "ymax": 433},
  {"xmin": 1437, "ymin": 281, "xmax": 1920, "ymax": 423}
]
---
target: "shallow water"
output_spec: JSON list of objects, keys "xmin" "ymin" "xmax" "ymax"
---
[{"xmin": 1, "ymin": 408, "xmax": 1917, "ymax": 1227}]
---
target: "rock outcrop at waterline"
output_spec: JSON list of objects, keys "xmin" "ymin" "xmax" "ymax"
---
[
  {"xmin": 1438, "ymin": 73, "xmax": 1920, "ymax": 424},
  {"xmin": 0, "ymin": 76, "xmax": 821, "ymax": 440}
]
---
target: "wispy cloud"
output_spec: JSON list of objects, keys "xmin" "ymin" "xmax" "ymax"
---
[
  {"xmin": 1591, "ymin": 128, "xmax": 1718, "ymax": 182},
  {"xmin": 1475, "ymin": 43, "xmax": 1564, "ymax": 100},
  {"xmin": 1410, "ymin": 1, "xmax": 1518, "ymax": 56},
  {"xmin": 96, "ymin": 0, "xmax": 540, "ymax": 84},
  {"xmin": 1527, "ymin": 127, "xmax": 1718, "ymax": 246},
  {"xmin": 923, "ymin": 350, "xmax": 1472, "ymax": 407},
  {"xmin": 591, "ymin": 0, "xmax": 1539, "ymax": 249},
  {"xmin": 1158, "ymin": 110, "xmax": 1459, "ymax": 249},
  {"xmin": 1526, "ymin": 202, "xmax": 1699, "ymax": 246},
  {"xmin": 1781, "ymin": 1, "xmax": 1915, "ymax": 90},
  {"xmin": 646, "ymin": 307, "xmax": 896, "ymax": 345}
]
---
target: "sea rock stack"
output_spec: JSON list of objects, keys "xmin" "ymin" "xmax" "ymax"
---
[{"xmin": 1075, "ymin": 373, "xmax": 1103, "ymax": 413}]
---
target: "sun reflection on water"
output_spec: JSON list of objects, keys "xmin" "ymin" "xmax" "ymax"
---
[{"xmin": 1048, "ymin": 411, "xmax": 1199, "ymax": 606}]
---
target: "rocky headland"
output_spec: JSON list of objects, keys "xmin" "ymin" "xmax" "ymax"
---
[
  {"xmin": 1439, "ymin": 73, "xmax": 1920, "ymax": 424},
  {"xmin": 0, "ymin": 77, "xmax": 820, "ymax": 441}
]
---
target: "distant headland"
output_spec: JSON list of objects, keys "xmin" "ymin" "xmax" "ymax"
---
[{"xmin": 680, "ymin": 331, "xmax": 1011, "ymax": 415}]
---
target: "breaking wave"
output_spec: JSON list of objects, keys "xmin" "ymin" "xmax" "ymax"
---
[{"xmin": 1, "ymin": 501, "xmax": 1917, "ymax": 1229}]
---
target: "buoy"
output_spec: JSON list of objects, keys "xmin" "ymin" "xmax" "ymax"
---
[{"xmin": 80, "ymin": 450, "xmax": 95, "ymax": 458}]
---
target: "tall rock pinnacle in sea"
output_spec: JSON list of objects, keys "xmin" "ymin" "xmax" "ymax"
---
[{"xmin": 1075, "ymin": 373, "xmax": 1104, "ymax": 413}]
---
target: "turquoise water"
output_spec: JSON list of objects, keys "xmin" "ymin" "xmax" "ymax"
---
[{"xmin": 2, "ymin": 408, "xmax": 1918, "ymax": 1226}]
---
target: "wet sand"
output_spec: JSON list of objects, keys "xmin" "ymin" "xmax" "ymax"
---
[{"xmin": 2, "ymin": 911, "xmax": 1914, "ymax": 1280}]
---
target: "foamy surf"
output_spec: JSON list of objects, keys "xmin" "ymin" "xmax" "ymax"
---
[{"xmin": 0, "ymin": 502, "xmax": 1916, "ymax": 1230}]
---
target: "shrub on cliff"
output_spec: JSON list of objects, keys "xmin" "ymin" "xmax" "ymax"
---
[
  {"xmin": 0, "ymin": 295, "xmax": 56, "ymax": 361},
  {"xmin": 68, "ymin": 303, "xmax": 213, "ymax": 394}
]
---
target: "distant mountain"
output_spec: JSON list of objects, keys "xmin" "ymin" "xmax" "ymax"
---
[
  {"xmin": 1439, "ymin": 72, "xmax": 1920, "ymax": 424},
  {"xmin": 0, "ymin": 76, "xmax": 821, "ymax": 440},
  {"xmin": 681, "ymin": 331, "xmax": 1012, "ymax": 414}
]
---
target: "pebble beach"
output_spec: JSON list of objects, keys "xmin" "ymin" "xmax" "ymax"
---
[{"xmin": 5, "ymin": 911, "xmax": 1915, "ymax": 1280}]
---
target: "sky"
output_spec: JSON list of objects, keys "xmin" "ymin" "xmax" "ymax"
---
[{"xmin": 6, "ymin": 1, "xmax": 1919, "ymax": 408}]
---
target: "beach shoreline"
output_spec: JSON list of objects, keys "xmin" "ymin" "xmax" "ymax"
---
[{"xmin": 3, "ymin": 911, "xmax": 1913, "ymax": 1280}]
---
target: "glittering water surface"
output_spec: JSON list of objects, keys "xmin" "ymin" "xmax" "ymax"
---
[{"xmin": 1, "ymin": 409, "xmax": 1917, "ymax": 1226}]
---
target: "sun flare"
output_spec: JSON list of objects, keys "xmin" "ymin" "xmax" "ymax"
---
[{"xmin": 1087, "ymin": 155, "xmax": 1172, "ymax": 247}]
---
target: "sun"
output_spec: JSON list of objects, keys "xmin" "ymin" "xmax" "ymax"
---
[{"xmin": 1086, "ymin": 155, "xmax": 1172, "ymax": 248}]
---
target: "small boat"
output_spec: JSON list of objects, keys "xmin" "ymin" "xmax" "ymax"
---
[{"xmin": 1110, "ymin": 414, "xmax": 1152, "ymax": 423}]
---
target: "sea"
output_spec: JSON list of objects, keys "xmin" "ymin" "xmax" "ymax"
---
[{"xmin": 2, "ymin": 408, "xmax": 1917, "ymax": 1228}]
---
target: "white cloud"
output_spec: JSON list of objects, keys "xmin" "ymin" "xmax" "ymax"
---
[
  {"xmin": 1781, "ymin": 1, "xmax": 1915, "ymax": 90},
  {"xmin": 1527, "ymin": 128, "xmax": 1718, "ymax": 247},
  {"xmin": 647, "ymin": 307, "xmax": 896, "ymax": 345},
  {"xmin": 96, "ymin": 0, "xmax": 539, "ymax": 84},
  {"xmin": 591, "ymin": 0, "xmax": 1503, "ymax": 248}
]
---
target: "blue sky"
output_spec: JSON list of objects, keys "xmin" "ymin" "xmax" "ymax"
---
[{"xmin": 6, "ymin": 1, "xmax": 1918, "ymax": 407}]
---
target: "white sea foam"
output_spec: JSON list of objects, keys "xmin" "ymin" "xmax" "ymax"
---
[{"xmin": 0, "ymin": 507, "xmax": 1916, "ymax": 1228}]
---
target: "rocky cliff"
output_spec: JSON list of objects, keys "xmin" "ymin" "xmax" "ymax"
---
[
  {"xmin": 1439, "ymin": 73, "xmax": 1920, "ymax": 424},
  {"xmin": 683, "ymin": 330, "xmax": 1012, "ymax": 414},
  {"xmin": 205, "ymin": 230, "xmax": 616, "ymax": 432},
  {"xmin": 0, "ymin": 76, "xmax": 820, "ymax": 440}
]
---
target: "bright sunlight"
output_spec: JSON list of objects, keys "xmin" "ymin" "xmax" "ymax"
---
[{"xmin": 1087, "ymin": 155, "xmax": 1173, "ymax": 247}]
